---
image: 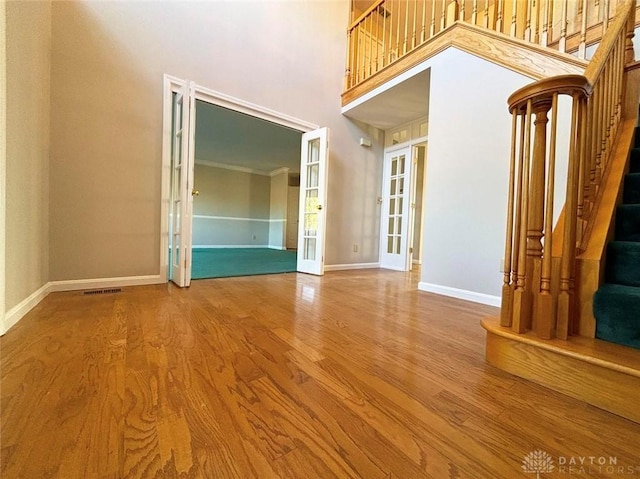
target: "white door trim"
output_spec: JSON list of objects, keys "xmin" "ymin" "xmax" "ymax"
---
[{"xmin": 160, "ymin": 74, "xmax": 320, "ymax": 283}]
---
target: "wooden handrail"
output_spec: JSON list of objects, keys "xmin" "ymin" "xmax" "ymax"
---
[
  {"xmin": 584, "ymin": 0, "xmax": 635, "ymax": 82},
  {"xmin": 508, "ymin": 75, "xmax": 591, "ymax": 111},
  {"xmin": 500, "ymin": 0, "xmax": 635, "ymax": 341}
]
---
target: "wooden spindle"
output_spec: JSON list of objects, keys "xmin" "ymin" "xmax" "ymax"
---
[
  {"xmin": 484, "ymin": 0, "xmax": 490, "ymax": 28},
  {"xmin": 577, "ymin": 95, "xmax": 589, "ymax": 250},
  {"xmin": 472, "ymin": 0, "xmax": 478, "ymax": 25},
  {"xmin": 541, "ymin": 0, "xmax": 550, "ymax": 46},
  {"xmin": 511, "ymin": 0, "xmax": 517, "ymax": 37},
  {"xmin": 374, "ymin": 9, "xmax": 382, "ymax": 72},
  {"xmin": 346, "ymin": 28, "xmax": 353, "ymax": 89},
  {"xmin": 388, "ymin": 0, "xmax": 395, "ymax": 64},
  {"xmin": 525, "ymin": 0, "xmax": 533, "ymax": 41},
  {"xmin": 559, "ymin": 0, "xmax": 568, "ymax": 52},
  {"xmin": 366, "ymin": 15, "xmax": 373, "ymax": 77},
  {"xmin": 528, "ymin": 99, "xmax": 552, "ymax": 261},
  {"xmin": 460, "ymin": 0, "xmax": 466, "ymax": 22},
  {"xmin": 512, "ymin": 100, "xmax": 534, "ymax": 334},
  {"xmin": 578, "ymin": 0, "xmax": 588, "ymax": 58},
  {"xmin": 382, "ymin": 1, "xmax": 387, "ymax": 68},
  {"xmin": 603, "ymin": 0, "xmax": 610, "ymax": 32},
  {"xmin": 497, "ymin": 0, "xmax": 504, "ymax": 32},
  {"xmin": 536, "ymin": 93, "xmax": 559, "ymax": 340},
  {"xmin": 396, "ymin": 0, "xmax": 402, "ymax": 58},
  {"xmin": 430, "ymin": 0, "xmax": 436, "ymax": 37},
  {"xmin": 412, "ymin": 0, "xmax": 417, "ymax": 49},
  {"xmin": 403, "ymin": 0, "xmax": 409, "ymax": 54},
  {"xmin": 421, "ymin": 0, "xmax": 427, "ymax": 42},
  {"xmin": 441, "ymin": 0, "xmax": 447, "ymax": 30},
  {"xmin": 556, "ymin": 95, "xmax": 582, "ymax": 340},
  {"xmin": 501, "ymin": 111, "xmax": 519, "ymax": 327}
]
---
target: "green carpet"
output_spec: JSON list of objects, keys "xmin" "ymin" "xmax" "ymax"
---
[
  {"xmin": 593, "ymin": 127, "xmax": 640, "ymax": 350},
  {"xmin": 191, "ymin": 248, "xmax": 297, "ymax": 279}
]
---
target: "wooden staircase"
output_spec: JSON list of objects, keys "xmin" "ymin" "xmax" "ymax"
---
[{"xmin": 483, "ymin": 0, "xmax": 640, "ymax": 423}]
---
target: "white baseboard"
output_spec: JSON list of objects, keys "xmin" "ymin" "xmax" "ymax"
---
[
  {"xmin": 48, "ymin": 275, "xmax": 164, "ymax": 292},
  {"xmin": 267, "ymin": 245, "xmax": 287, "ymax": 250},
  {"xmin": 1, "ymin": 275, "xmax": 165, "ymax": 336},
  {"xmin": 324, "ymin": 262, "xmax": 380, "ymax": 272},
  {"xmin": 417, "ymin": 282, "xmax": 501, "ymax": 307},
  {"xmin": 2, "ymin": 282, "xmax": 51, "ymax": 335}
]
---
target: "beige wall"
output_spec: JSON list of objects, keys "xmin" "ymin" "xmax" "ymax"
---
[
  {"xmin": 192, "ymin": 164, "xmax": 271, "ymax": 247},
  {"xmin": 5, "ymin": 1, "xmax": 51, "ymax": 314},
  {"xmin": 0, "ymin": 0, "xmax": 6, "ymax": 328},
  {"xmin": 269, "ymin": 169, "xmax": 288, "ymax": 249},
  {"xmin": 49, "ymin": 1, "xmax": 384, "ymax": 280}
]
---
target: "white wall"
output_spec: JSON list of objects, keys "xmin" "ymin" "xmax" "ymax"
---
[
  {"xmin": 419, "ymin": 48, "xmax": 532, "ymax": 302},
  {"xmin": 49, "ymin": 1, "xmax": 384, "ymax": 281}
]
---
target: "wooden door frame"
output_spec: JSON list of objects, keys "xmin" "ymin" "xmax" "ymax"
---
[{"xmin": 160, "ymin": 74, "xmax": 319, "ymax": 283}]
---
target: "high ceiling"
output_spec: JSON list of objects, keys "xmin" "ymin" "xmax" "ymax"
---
[{"xmin": 194, "ymin": 101, "xmax": 302, "ymax": 174}]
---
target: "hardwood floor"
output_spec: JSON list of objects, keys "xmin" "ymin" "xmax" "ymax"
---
[{"xmin": 2, "ymin": 269, "xmax": 640, "ymax": 478}]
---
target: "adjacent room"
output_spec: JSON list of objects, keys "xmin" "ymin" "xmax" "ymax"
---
[{"xmin": 185, "ymin": 101, "xmax": 303, "ymax": 279}]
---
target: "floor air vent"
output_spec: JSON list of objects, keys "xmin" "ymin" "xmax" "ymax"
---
[{"xmin": 83, "ymin": 288, "xmax": 123, "ymax": 295}]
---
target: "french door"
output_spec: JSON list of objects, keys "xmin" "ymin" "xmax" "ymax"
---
[
  {"xmin": 169, "ymin": 83, "xmax": 196, "ymax": 287},
  {"xmin": 379, "ymin": 147, "xmax": 413, "ymax": 271},
  {"xmin": 297, "ymin": 127, "xmax": 329, "ymax": 275}
]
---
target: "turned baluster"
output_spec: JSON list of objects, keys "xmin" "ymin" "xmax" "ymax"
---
[
  {"xmin": 421, "ymin": 0, "xmax": 427, "ymax": 42},
  {"xmin": 472, "ymin": 0, "xmax": 478, "ymax": 25},
  {"xmin": 441, "ymin": 0, "xmax": 447, "ymax": 30},
  {"xmin": 512, "ymin": 100, "xmax": 534, "ymax": 334},
  {"xmin": 510, "ymin": 0, "xmax": 517, "ymax": 37},
  {"xmin": 430, "ymin": 0, "xmax": 437, "ymax": 36},
  {"xmin": 525, "ymin": 0, "xmax": 533, "ymax": 41},
  {"xmin": 497, "ymin": 0, "xmax": 504, "ymax": 32},
  {"xmin": 559, "ymin": 0, "xmax": 568, "ymax": 52},
  {"xmin": 557, "ymin": 95, "xmax": 584, "ymax": 339},
  {"xmin": 541, "ymin": 0, "xmax": 550, "ymax": 46},
  {"xmin": 501, "ymin": 111, "xmax": 519, "ymax": 327},
  {"xmin": 403, "ymin": 0, "xmax": 409, "ymax": 54},
  {"xmin": 536, "ymin": 93, "xmax": 559, "ymax": 340},
  {"xmin": 578, "ymin": 0, "xmax": 588, "ymax": 58}
]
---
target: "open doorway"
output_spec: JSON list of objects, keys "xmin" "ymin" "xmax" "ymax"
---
[
  {"xmin": 189, "ymin": 100, "xmax": 302, "ymax": 279},
  {"xmin": 162, "ymin": 77, "xmax": 329, "ymax": 286}
]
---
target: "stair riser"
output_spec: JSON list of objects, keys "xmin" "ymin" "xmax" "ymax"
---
[
  {"xmin": 606, "ymin": 245, "xmax": 640, "ymax": 287},
  {"xmin": 630, "ymin": 148, "xmax": 640, "ymax": 173},
  {"xmin": 616, "ymin": 206, "xmax": 640, "ymax": 241},
  {"xmin": 623, "ymin": 174, "xmax": 640, "ymax": 204}
]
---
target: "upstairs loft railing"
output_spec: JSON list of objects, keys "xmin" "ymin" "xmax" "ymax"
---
[
  {"xmin": 500, "ymin": 0, "xmax": 635, "ymax": 340},
  {"xmin": 345, "ymin": 0, "xmax": 636, "ymax": 90}
]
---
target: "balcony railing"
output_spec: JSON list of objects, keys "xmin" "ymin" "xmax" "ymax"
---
[{"xmin": 345, "ymin": 0, "xmax": 634, "ymax": 91}]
